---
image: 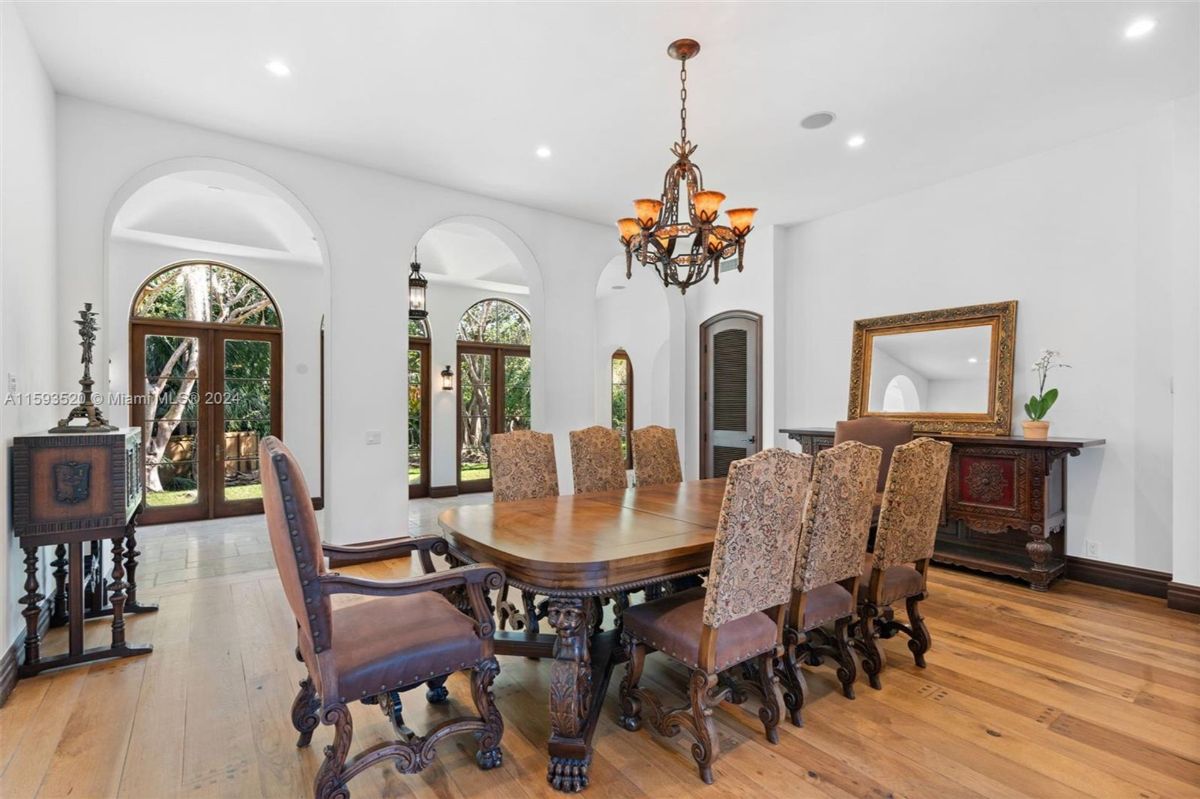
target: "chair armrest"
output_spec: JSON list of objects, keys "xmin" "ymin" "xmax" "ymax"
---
[
  {"xmin": 323, "ymin": 534, "xmax": 448, "ymax": 572},
  {"xmin": 319, "ymin": 564, "xmax": 504, "ymax": 636}
]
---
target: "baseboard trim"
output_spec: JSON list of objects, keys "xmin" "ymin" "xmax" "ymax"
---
[
  {"xmin": 1064, "ymin": 556, "xmax": 1170, "ymax": 598},
  {"xmin": 0, "ymin": 596, "xmax": 54, "ymax": 707},
  {"xmin": 428, "ymin": 485, "xmax": 459, "ymax": 499},
  {"xmin": 1167, "ymin": 582, "xmax": 1200, "ymax": 614}
]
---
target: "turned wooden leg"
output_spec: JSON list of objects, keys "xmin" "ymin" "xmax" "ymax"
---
[
  {"xmin": 50, "ymin": 544, "xmax": 69, "ymax": 627},
  {"xmin": 755, "ymin": 652, "xmax": 784, "ymax": 744},
  {"xmin": 618, "ymin": 636, "xmax": 646, "ymax": 731},
  {"xmin": 124, "ymin": 517, "xmax": 142, "ymax": 608},
  {"xmin": 687, "ymin": 671, "xmax": 720, "ymax": 785},
  {"xmin": 906, "ymin": 594, "xmax": 931, "ymax": 668},
  {"xmin": 1026, "ymin": 524, "xmax": 1052, "ymax": 591},
  {"xmin": 20, "ymin": 546, "xmax": 44, "ymax": 666},
  {"xmin": 425, "ymin": 675, "xmax": 449, "ymax": 704},
  {"xmin": 857, "ymin": 603, "xmax": 885, "ymax": 690},
  {"xmin": 109, "ymin": 535, "xmax": 128, "ymax": 648},
  {"xmin": 471, "ymin": 657, "xmax": 504, "ymax": 769},
  {"xmin": 546, "ymin": 597, "xmax": 592, "ymax": 792},
  {"xmin": 777, "ymin": 627, "xmax": 808, "ymax": 727},
  {"xmin": 292, "ymin": 676, "xmax": 321, "ymax": 747},
  {"xmin": 315, "ymin": 704, "xmax": 352, "ymax": 799},
  {"xmin": 834, "ymin": 617, "xmax": 858, "ymax": 699}
]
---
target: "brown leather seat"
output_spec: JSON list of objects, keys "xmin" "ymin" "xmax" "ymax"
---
[
  {"xmin": 800, "ymin": 582, "xmax": 854, "ymax": 631},
  {"xmin": 333, "ymin": 592, "xmax": 484, "ymax": 700},
  {"xmin": 860, "ymin": 553, "xmax": 924, "ymax": 605},
  {"xmin": 835, "ymin": 418, "xmax": 914, "ymax": 493},
  {"xmin": 622, "ymin": 587, "xmax": 779, "ymax": 672}
]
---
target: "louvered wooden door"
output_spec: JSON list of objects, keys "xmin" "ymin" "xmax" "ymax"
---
[{"xmin": 700, "ymin": 311, "xmax": 762, "ymax": 478}]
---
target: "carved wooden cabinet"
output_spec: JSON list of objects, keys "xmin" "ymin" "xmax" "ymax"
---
[
  {"xmin": 10, "ymin": 428, "xmax": 155, "ymax": 675},
  {"xmin": 781, "ymin": 428, "xmax": 1104, "ymax": 590}
]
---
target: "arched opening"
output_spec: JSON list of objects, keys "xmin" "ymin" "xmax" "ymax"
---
[
  {"xmin": 883, "ymin": 374, "xmax": 922, "ymax": 412},
  {"xmin": 456, "ymin": 298, "xmax": 532, "ymax": 492},
  {"xmin": 130, "ymin": 261, "xmax": 282, "ymax": 521},
  {"xmin": 408, "ymin": 317, "xmax": 431, "ymax": 497},
  {"xmin": 611, "ymin": 349, "xmax": 633, "ymax": 469}
]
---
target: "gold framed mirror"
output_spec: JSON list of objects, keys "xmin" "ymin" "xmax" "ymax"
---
[{"xmin": 848, "ymin": 301, "xmax": 1017, "ymax": 436}]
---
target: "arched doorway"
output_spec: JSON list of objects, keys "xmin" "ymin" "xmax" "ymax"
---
[
  {"xmin": 129, "ymin": 261, "xmax": 283, "ymax": 522},
  {"xmin": 456, "ymin": 298, "xmax": 532, "ymax": 493}
]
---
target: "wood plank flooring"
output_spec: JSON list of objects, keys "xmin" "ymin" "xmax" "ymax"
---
[{"xmin": 1, "ymin": 510, "xmax": 1198, "ymax": 798}]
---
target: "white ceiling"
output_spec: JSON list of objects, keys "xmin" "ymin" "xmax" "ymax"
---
[
  {"xmin": 17, "ymin": 1, "xmax": 1199, "ymax": 227},
  {"xmin": 416, "ymin": 221, "xmax": 529, "ymax": 293}
]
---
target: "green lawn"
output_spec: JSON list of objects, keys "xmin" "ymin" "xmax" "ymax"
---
[{"xmin": 146, "ymin": 483, "xmax": 264, "ymax": 507}]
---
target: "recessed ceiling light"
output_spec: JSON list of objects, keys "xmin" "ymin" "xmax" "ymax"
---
[
  {"xmin": 536, "ymin": 146, "xmax": 552, "ymax": 159},
  {"xmin": 847, "ymin": 134, "xmax": 866, "ymax": 149},
  {"xmin": 207, "ymin": 185, "xmax": 224, "ymax": 192},
  {"xmin": 801, "ymin": 111, "xmax": 836, "ymax": 130},
  {"xmin": 265, "ymin": 60, "xmax": 291, "ymax": 77},
  {"xmin": 611, "ymin": 285, "xmax": 626, "ymax": 290},
  {"xmin": 1125, "ymin": 17, "xmax": 1156, "ymax": 38},
  {"xmin": 968, "ymin": 357, "xmax": 979, "ymax": 364}
]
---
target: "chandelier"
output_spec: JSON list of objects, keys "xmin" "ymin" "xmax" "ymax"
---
[{"xmin": 617, "ymin": 39, "xmax": 756, "ymax": 294}]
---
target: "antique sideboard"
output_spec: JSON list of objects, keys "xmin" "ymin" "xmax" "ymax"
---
[{"xmin": 781, "ymin": 427, "xmax": 1104, "ymax": 590}]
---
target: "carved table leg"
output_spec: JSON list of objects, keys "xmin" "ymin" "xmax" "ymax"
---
[
  {"xmin": 20, "ymin": 545, "xmax": 44, "ymax": 667},
  {"xmin": 50, "ymin": 544, "xmax": 69, "ymax": 627},
  {"xmin": 110, "ymin": 535, "xmax": 128, "ymax": 648},
  {"xmin": 546, "ymin": 597, "xmax": 592, "ymax": 792},
  {"xmin": 123, "ymin": 513, "xmax": 157, "ymax": 613},
  {"xmin": 1027, "ymin": 524, "xmax": 1052, "ymax": 591}
]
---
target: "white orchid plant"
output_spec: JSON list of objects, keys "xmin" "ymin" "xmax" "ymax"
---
[{"xmin": 1024, "ymin": 349, "xmax": 1071, "ymax": 422}]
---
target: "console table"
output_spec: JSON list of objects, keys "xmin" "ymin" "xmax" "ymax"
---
[{"xmin": 781, "ymin": 428, "xmax": 1104, "ymax": 590}]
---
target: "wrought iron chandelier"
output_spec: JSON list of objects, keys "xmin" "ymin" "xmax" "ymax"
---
[{"xmin": 617, "ymin": 39, "xmax": 756, "ymax": 294}]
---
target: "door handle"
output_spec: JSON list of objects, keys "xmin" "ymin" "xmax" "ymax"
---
[{"xmin": 746, "ymin": 435, "xmax": 756, "ymax": 445}]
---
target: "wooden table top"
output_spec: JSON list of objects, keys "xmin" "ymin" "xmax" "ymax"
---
[{"xmin": 438, "ymin": 478, "xmax": 728, "ymax": 592}]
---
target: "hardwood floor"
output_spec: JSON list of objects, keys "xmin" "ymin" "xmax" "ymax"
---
[{"xmin": 2, "ymin": 506, "xmax": 1198, "ymax": 798}]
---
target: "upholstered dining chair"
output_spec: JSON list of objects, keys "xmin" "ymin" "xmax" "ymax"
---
[
  {"xmin": 569, "ymin": 426, "xmax": 628, "ymax": 494},
  {"xmin": 834, "ymin": 418, "xmax": 914, "ymax": 494},
  {"xmin": 778, "ymin": 442, "xmax": 880, "ymax": 727},
  {"xmin": 631, "ymin": 425, "xmax": 683, "ymax": 487},
  {"xmin": 618, "ymin": 448, "xmax": 808, "ymax": 784},
  {"xmin": 259, "ymin": 436, "xmax": 506, "ymax": 799},
  {"xmin": 490, "ymin": 430, "xmax": 559, "ymax": 631},
  {"xmin": 856, "ymin": 437, "xmax": 953, "ymax": 690}
]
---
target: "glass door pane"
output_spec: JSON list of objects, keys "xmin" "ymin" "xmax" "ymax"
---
[
  {"xmin": 502, "ymin": 355, "xmax": 531, "ymax": 432},
  {"xmin": 220, "ymin": 338, "xmax": 272, "ymax": 503},
  {"xmin": 459, "ymin": 352, "xmax": 493, "ymax": 484},
  {"xmin": 142, "ymin": 334, "xmax": 201, "ymax": 508},
  {"xmin": 408, "ymin": 347, "xmax": 423, "ymax": 487}
]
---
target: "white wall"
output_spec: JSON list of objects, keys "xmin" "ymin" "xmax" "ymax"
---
[
  {"xmin": 779, "ymin": 98, "xmax": 1200, "ymax": 576},
  {"xmin": 1, "ymin": 4, "xmax": 58, "ymax": 657},
  {"xmin": 56, "ymin": 97, "xmax": 616, "ymax": 541}
]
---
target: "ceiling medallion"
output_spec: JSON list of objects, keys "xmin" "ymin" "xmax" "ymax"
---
[{"xmin": 616, "ymin": 38, "xmax": 756, "ymax": 294}]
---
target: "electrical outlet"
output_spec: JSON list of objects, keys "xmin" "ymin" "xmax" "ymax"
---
[
  {"xmin": 364, "ymin": 430, "xmax": 382, "ymax": 445},
  {"xmin": 1086, "ymin": 540, "xmax": 1099, "ymax": 557}
]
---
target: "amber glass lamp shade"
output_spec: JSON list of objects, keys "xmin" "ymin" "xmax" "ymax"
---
[
  {"xmin": 655, "ymin": 235, "xmax": 672, "ymax": 252},
  {"xmin": 692, "ymin": 190, "xmax": 725, "ymax": 223},
  {"xmin": 634, "ymin": 199, "xmax": 663, "ymax": 228},
  {"xmin": 726, "ymin": 207, "xmax": 757, "ymax": 236},
  {"xmin": 616, "ymin": 217, "xmax": 641, "ymax": 245},
  {"xmin": 706, "ymin": 234, "xmax": 724, "ymax": 254}
]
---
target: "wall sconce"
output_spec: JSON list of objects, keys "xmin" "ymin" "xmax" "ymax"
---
[
  {"xmin": 408, "ymin": 246, "xmax": 428, "ymax": 321},
  {"xmin": 441, "ymin": 365, "xmax": 454, "ymax": 391}
]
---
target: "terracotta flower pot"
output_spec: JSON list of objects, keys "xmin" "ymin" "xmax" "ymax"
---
[{"xmin": 1022, "ymin": 420, "xmax": 1050, "ymax": 440}]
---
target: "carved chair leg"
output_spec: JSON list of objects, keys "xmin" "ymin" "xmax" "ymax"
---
[
  {"xmin": 857, "ymin": 603, "xmax": 886, "ymax": 691},
  {"xmin": 314, "ymin": 704, "xmax": 353, "ymax": 799},
  {"xmin": 425, "ymin": 675, "xmax": 450, "ymax": 704},
  {"xmin": 292, "ymin": 676, "xmax": 321, "ymax": 747},
  {"xmin": 777, "ymin": 628, "xmax": 808, "ymax": 727},
  {"xmin": 521, "ymin": 590, "xmax": 541, "ymax": 635},
  {"xmin": 470, "ymin": 657, "xmax": 504, "ymax": 769},
  {"xmin": 618, "ymin": 636, "xmax": 647, "ymax": 731},
  {"xmin": 497, "ymin": 584, "xmax": 512, "ymax": 631},
  {"xmin": 834, "ymin": 617, "xmax": 858, "ymax": 699},
  {"xmin": 755, "ymin": 652, "xmax": 784, "ymax": 744},
  {"xmin": 688, "ymin": 671, "xmax": 720, "ymax": 785},
  {"xmin": 906, "ymin": 593, "xmax": 931, "ymax": 668}
]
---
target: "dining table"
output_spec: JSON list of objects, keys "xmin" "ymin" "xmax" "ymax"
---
[{"xmin": 437, "ymin": 477, "xmax": 727, "ymax": 793}]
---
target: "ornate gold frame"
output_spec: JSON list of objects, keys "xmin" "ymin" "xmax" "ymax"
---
[{"xmin": 848, "ymin": 301, "xmax": 1017, "ymax": 436}]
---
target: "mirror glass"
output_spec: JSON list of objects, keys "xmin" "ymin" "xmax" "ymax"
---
[{"xmin": 867, "ymin": 324, "xmax": 992, "ymax": 414}]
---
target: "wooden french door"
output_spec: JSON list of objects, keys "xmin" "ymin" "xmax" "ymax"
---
[
  {"xmin": 131, "ymin": 322, "xmax": 282, "ymax": 523},
  {"xmin": 408, "ymin": 340, "xmax": 431, "ymax": 498},
  {"xmin": 457, "ymin": 343, "xmax": 532, "ymax": 493},
  {"xmin": 700, "ymin": 310, "xmax": 763, "ymax": 479}
]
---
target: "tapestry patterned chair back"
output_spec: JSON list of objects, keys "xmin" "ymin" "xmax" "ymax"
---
[
  {"xmin": 702, "ymin": 448, "xmax": 812, "ymax": 628},
  {"xmin": 873, "ymin": 437, "xmax": 953, "ymax": 569},
  {"xmin": 490, "ymin": 430, "xmax": 559, "ymax": 502},
  {"xmin": 569, "ymin": 426, "xmax": 628, "ymax": 494},
  {"xmin": 793, "ymin": 441, "xmax": 881, "ymax": 593},
  {"xmin": 631, "ymin": 425, "xmax": 683, "ymax": 487}
]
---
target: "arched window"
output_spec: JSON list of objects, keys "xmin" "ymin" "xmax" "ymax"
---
[
  {"xmin": 129, "ymin": 261, "xmax": 281, "ymax": 523},
  {"xmin": 456, "ymin": 298, "xmax": 532, "ymax": 491},
  {"xmin": 132, "ymin": 262, "xmax": 280, "ymax": 326},
  {"xmin": 408, "ymin": 318, "xmax": 430, "ymax": 340},
  {"xmin": 457, "ymin": 299, "xmax": 531, "ymax": 345},
  {"xmin": 408, "ymin": 316, "xmax": 430, "ymax": 497},
  {"xmin": 883, "ymin": 374, "xmax": 921, "ymax": 412},
  {"xmin": 611, "ymin": 349, "xmax": 633, "ymax": 469}
]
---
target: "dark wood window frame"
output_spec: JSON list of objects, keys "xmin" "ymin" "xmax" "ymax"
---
[
  {"xmin": 455, "ymin": 341, "xmax": 531, "ymax": 494},
  {"xmin": 408, "ymin": 330, "xmax": 432, "ymax": 499},
  {"xmin": 611, "ymin": 349, "xmax": 634, "ymax": 470}
]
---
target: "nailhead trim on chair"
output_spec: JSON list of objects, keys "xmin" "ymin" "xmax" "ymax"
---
[{"xmin": 625, "ymin": 629, "xmax": 774, "ymax": 672}]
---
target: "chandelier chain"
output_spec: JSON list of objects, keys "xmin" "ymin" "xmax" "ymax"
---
[{"xmin": 679, "ymin": 57, "xmax": 688, "ymax": 144}]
